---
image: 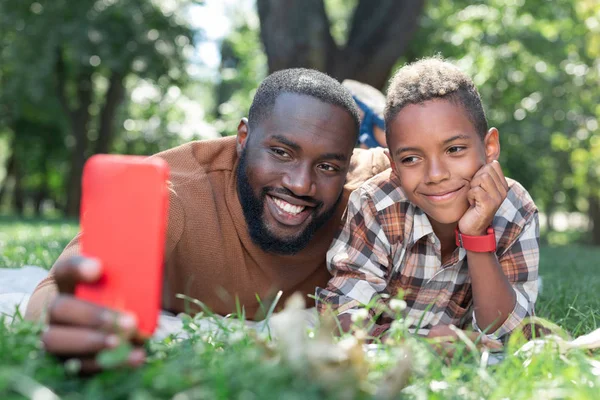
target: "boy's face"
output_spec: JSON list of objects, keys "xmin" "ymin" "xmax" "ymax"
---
[{"xmin": 387, "ymin": 99, "xmax": 499, "ymax": 227}]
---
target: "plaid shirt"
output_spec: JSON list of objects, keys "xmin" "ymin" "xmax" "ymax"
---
[{"xmin": 316, "ymin": 170, "xmax": 539, "ymax": 339}]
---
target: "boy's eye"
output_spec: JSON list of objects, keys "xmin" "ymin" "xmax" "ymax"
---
[
  {"xmin": 447, "ymin": 146, "xmax": 466, "ymax": 154},
  {"xmin": 317, "ymin": 163, "xmax": 339, "ymax": 173},
  {"xmin": 401, "ymin": 156, "xmax": 420, "ymax": 165}
]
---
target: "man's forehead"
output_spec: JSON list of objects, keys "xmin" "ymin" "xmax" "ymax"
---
[{"xmin": 271, "ymin": 92, "xmax": 332, "ymax": 115}]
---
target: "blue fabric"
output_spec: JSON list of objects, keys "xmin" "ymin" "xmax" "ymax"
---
[{"xmin": 353, "ymin": 97, "xmax": 385, "ymax": 148}]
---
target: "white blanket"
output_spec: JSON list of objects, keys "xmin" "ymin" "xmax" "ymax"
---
[{"xmin": 0, "ymin": 266, "xmax": 318, "ymax": 340}]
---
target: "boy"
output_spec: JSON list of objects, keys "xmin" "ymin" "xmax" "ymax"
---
[{"xmin": 317, "ymin": 57, "xmax": 539, "ymax": 341}]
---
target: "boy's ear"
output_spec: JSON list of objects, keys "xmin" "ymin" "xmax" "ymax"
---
[
  {"xmin": 483, "ymin": 127, "xmax": 500, "ymax": 163},
  {"xmin": 236, "ymin": 118, "xmax": 249, "ymax": 156},
  {"xmin": 385, "ymin": 149, "xmax": 399, "ymax": 176}
]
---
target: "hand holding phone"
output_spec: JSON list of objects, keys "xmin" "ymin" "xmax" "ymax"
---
[{"xmin": 76, "ymin": 155, "xmax": 170, "ymax": 337}]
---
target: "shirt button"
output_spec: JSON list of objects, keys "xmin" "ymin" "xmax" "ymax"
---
[{"xmin": 429, "ymin": 236, "xmax": 436, "ymax": 244}]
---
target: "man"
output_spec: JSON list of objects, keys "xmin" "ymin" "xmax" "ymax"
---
[{"xmin": 25, "ymin": 68, "xmax": 389, "ymax": 373}]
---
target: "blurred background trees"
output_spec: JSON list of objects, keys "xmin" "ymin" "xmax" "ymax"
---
[{"xmin": 1, "ymin": 0, "xmax": 599, "ymax": 245}]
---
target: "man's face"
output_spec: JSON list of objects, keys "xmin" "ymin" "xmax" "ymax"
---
[
  {"xmin": 387, "ymin": 99, "xmax": 495, "ymax": 230},
  {"xmin": 236, "ymin": 93, "xmax": 356, "ymax": 255}
]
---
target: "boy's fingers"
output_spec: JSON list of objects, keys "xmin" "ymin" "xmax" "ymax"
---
[
  {"xmin": 483, "ymin": 166, "xmax": 508, "ymax": 197},
  {"xmin": 467, "ymin": 331, "xmax": 502, "ymax": 348},
  {"xmin": 48, "ymin": 296, "xmax": 138, "ymax": 336},
  {"xmin": 54, "ymin": 256, "xmax": 102, "ymax": 294},
  {"xmin": 490, "ymin": 160, "xmax": 509, "ymax": 191},
  {"xmin": 477, "ymin": 173, "xmax": 505, "ymax": 204}
]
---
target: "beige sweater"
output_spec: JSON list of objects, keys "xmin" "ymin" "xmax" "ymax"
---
[{"xmin": 29, "ymin": 136, "xmax": 389, "ymax": 319}]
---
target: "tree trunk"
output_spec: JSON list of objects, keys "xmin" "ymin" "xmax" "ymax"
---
[
  {"xmin": 333, "ymin": 0, "xmax": 426, "ymax": 89},
  {"xmin": 64, "ymin": 68, "xmax": 94, "ymax": 217},
  {"xmin": 12, "ymin": 157, "xmax": 24, "ymax": 216},
  {"xmin": 589, "ymin": 195, "xmax": 600, "ymax": 246},
  {"xmin": 95, "ymin": 70, "xmax": 126, "ymax": 155},
  {"xmin": 257, "ymin": 0, "xmax": 337, "ymax": 74},
  {"xmin": 0, "ymin": 152, "xmax": 14, "ymax": 208},
  {"xmin": 34, "ymin": 161, "xmax": 49, "ymax": 216},
  {"xmin": 257, "ymin": 0, "xmax": 426, "ymax": 90}
]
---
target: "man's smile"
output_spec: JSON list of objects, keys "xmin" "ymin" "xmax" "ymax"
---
[{"xmin": 266, "ymin": 194, "xmax": 315, "ymax": 226}]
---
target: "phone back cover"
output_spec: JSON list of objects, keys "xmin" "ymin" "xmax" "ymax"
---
[{"xmin": 76, "ymin": 154, "xmax": 169, "ymax": 336}]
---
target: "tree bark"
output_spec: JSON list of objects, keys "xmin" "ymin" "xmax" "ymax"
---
[
  {"xmin": 257, "ymin": 0, "xmax": 426, "ymax": 90},
  {"xmin": 589, "ymin": 195, "xmax": 600, "ymax": 246},
  {"xmin": 333, "ymin": 0, "xmax": 426, "ymax": 89},
  {"xmin": 56, "ymin": 48, "xmax": 94, "ymax": 217},
  {"xmin": 12, "ymin": 157, "xmax": 24, "ymax": 216},
  {"xmin": 257, "ymin": 0, "xmax": 337, "ymax": 73},
  {"xmin": 0, "ymin": 152, "xmax": 14, "ymax": 208},
  {"xmin": 95, "ymin": 70, "xmax": 126, "ymax": 155}
]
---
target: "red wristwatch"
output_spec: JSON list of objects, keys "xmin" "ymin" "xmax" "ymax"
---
[{"xmin": 455, "ymin": 227, "xmax": 496, "ymax": 252}]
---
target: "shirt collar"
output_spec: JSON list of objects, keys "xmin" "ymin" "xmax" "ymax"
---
[{"xmin": 408, "ymin": 207, "xmax": 467, "ymax": 262}]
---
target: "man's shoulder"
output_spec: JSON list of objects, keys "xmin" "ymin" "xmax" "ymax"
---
[{"xmin": 153, "ymin": 136, "xmax": 238, "ymax": 182}]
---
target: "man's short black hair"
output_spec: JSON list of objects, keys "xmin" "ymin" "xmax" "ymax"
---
[
  {"xmin": 248, "ymin": 68, "xmax": 360, "ymax": 137},
  {"xmin": 384, "ymin": 56, "xmax": 488, "ymax": 144}
]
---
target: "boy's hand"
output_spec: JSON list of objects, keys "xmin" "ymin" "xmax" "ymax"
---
[
  {"xmin": 458, "ymin": 160, "xmax": 509, "ymax": 236},
  {"xmin": 41, "ymin": 256, "xmax": 146, "ymax": 374},
  {"xmin": 427, "ymin": 324, "xmax": 503, "ymax": 358}
]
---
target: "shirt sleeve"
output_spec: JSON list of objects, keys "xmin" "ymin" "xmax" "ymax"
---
[
  {"xmin": 472, "ymin": 211, "xmax": 540, "ymax": 339},
  {"xmin": 316, "ymin": 187, "xmax": 393, "ymax": 321}
]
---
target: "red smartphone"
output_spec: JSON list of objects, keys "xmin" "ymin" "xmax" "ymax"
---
[{"xmin": 75, "ymin": 154, "xmax": 170, "ymax": 337}]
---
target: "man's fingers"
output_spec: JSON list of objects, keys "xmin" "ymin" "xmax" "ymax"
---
[
  {"xmin": 65, "ymin": 348, "xmax": 147, "ymax": 375},
  {"xmin": 42, "ymin": 325, "xmax": 119, "ymax": 355},
  {"xmin": 48, "ymin": 295, "xmax": 138, "ymax": 335},
  {"xmin": 54, "ymin": 256, "xmax": 102, "ymax": 294}
]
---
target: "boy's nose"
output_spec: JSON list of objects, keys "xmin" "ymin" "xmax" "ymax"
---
[{"xmin": 425, "ymin": 158, "xmax": 450, "ymax": 183}]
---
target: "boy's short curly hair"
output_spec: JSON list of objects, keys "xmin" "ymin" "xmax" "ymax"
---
[{"xmin": 384, "ymin": 57, "xmax": 488, "ymax": 145}]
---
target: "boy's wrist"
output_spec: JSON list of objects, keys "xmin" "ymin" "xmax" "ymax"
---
[{"xmin": 455, "ymin": 227, "xmax": 496, "ymax": 252}]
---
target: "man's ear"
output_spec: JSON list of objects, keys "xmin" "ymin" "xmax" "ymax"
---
[
  {"xmin": 236, "ymin": 118, "xmax": 249, "ymax": 156},
  {"xmin": 483, "ymin": 127, "xmax": 500, "ymax": 163}
]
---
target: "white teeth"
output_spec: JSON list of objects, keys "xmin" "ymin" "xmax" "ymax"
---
[{"xmin": 271, "ymin": 197, "xmax": 305, "ymax": 215}]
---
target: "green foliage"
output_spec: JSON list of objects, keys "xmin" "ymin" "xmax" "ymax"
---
[
  {"xmin": 210, "ymin": 13, "xmax": 267, "ymax": 136},
  {"xmin": 0, "ymin": 0, "xmax": 200, "ymax": 214}
]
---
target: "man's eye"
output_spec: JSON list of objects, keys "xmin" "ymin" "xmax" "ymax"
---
[
  {"xmin": 271, "ymin": 148, "xmax": 290, "ymax": 158},
  {"xmin": 447, "ymin": 146, "xmax": 466, "ymax": 154}
]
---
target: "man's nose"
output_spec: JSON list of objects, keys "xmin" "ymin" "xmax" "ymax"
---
[{"xmin": 282, "ymin": 164, "xmax": 317, "ymax": 197}]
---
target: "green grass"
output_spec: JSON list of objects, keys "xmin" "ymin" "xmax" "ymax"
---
[
  {"xmin": 1, "ymin": 218, "xmax": 600, "ymax": 399},
  {"xmin": 0, "ymin": 216, "xmax": 78, "ymax": 269}
]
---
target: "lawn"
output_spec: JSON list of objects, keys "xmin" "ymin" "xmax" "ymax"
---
[{"xmin": 1, "ymin": 217, "xmax": 600, "ymax": 399}]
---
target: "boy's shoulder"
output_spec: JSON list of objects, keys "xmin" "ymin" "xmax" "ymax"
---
[
  {"xmin": 501, "ymin": 178, "xmax": 538, "ymax": 222},
  {"xmin": 494, "ymin": 178, "xmax": 539, "ymax": 250}
]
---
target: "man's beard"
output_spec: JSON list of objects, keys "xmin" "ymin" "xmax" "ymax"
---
[{"xmin": 236, "ymin": 149, "xmax": 341, "ymax": 255}]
